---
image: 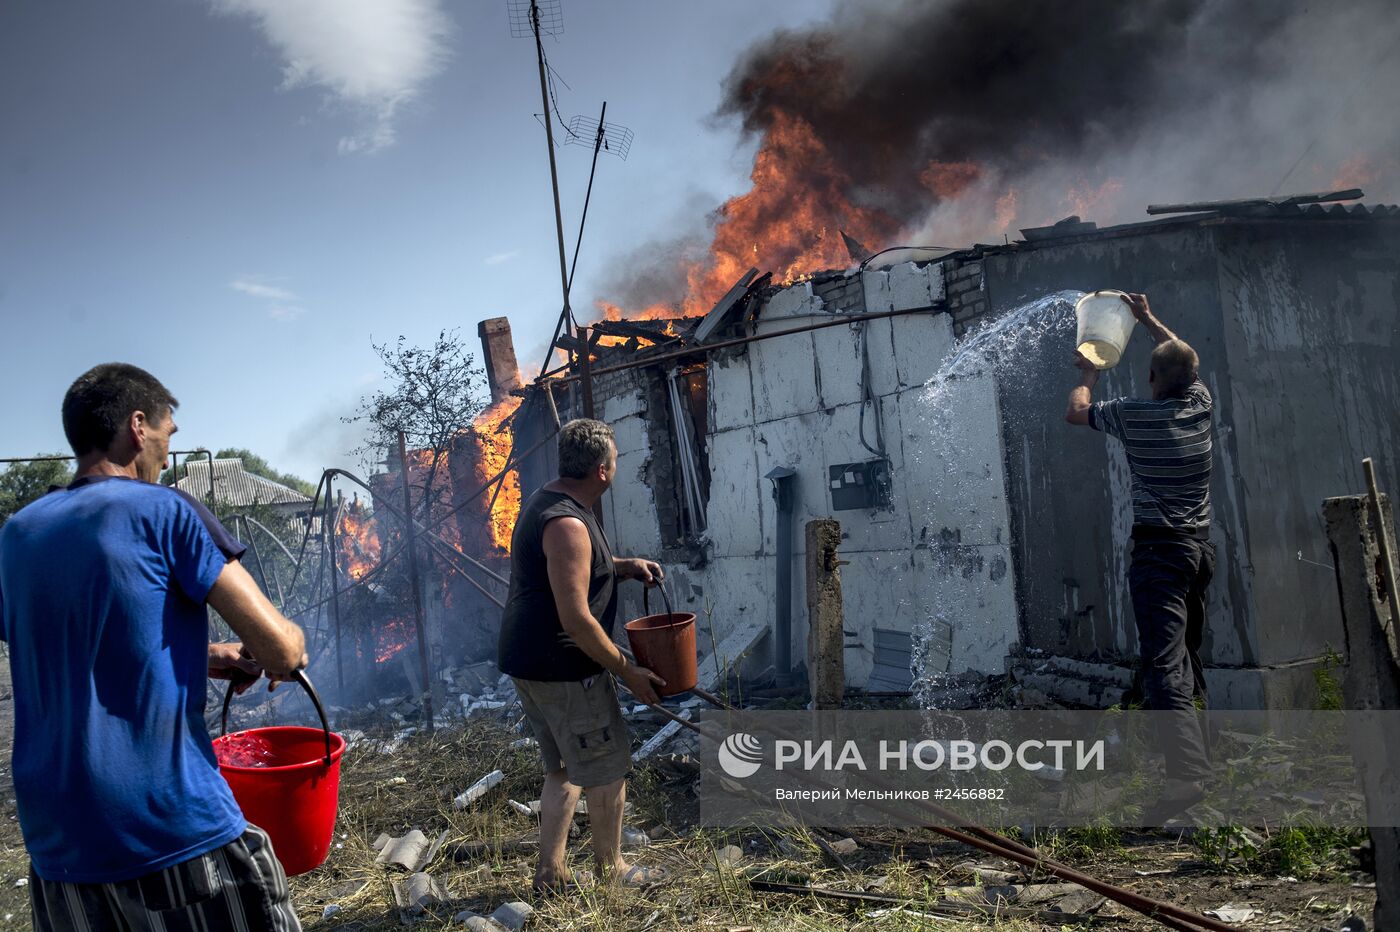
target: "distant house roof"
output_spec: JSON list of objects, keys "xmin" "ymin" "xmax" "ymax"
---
[{"xmin": 174, "ymin": 458, "xmax": 312, "ymax": 509}]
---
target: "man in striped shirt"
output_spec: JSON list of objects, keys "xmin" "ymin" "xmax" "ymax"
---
[{"xmin": 1065, "ymin": 292, "xmax": 1214, "ymax": 823}]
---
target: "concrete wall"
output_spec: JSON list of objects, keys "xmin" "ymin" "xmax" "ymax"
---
[
  {"xmin": 986, "ymin": 218, "xmax": 1400, "ymax": 707},
  {"xmin": 597, "ymin": 262, "xmax": 1022, "ymax": 688}
]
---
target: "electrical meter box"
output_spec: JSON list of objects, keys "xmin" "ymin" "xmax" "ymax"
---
[{"xmin": 828, "ymin": 458, "xmax": 892, "ymax": 511}]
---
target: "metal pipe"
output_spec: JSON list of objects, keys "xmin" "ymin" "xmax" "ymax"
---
[
  {"xmin": 398, "ymin": 431, "xmax": 435, "ymax": 733},
  {"xmin": 547, "ymin": 305, "xmax": 939, "ymax": 386},
  {"xmin": 325, "ymin": 478, "xmax": 345, "ymax": 691},
  {"xmin": 766, "ymin": 467, "xmax": 796, "ymax": 683}
]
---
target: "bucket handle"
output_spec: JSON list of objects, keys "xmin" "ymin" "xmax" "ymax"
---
[
  {"xmin": 640, "ymin": 572, "xmax": 675, "ymax": 622},
  {"xmin": 220, "ymin": 668, "xmax": 334, "ymax": 767}
]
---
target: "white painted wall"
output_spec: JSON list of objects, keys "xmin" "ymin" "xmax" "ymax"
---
[{"xmin": 600, "ymin": 262, "xmax": 1021, "ymax": 688}]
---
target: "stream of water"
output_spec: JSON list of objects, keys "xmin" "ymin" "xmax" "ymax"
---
[{"xmin": 907, "ymin": 289, "xmax": 1086, "ymax": 708}]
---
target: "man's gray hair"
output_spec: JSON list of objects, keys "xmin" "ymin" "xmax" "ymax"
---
[
  {"xmin": 1151, "ymin": 339, "xmax": 1200, "ymax": 398},
  {"xmin": 558, "ymin": 418, "xmax": 615, "ymax": 479}
]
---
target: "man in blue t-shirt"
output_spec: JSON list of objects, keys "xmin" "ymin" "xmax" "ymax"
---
[{"xmin": 0, "ymin": 363, "xmax": 309, "ymax": 931}]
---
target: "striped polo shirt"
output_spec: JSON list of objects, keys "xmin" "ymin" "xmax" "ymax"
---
[{"xmin": 1089, "ymin": 379, "xmax": 1213, "ymax": 534}]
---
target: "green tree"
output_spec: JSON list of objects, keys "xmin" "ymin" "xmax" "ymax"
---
[{"xmin": 0, "ymin": 456, "xmax": 74, "ymax": 527}]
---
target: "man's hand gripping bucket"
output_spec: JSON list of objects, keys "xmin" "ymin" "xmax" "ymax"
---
[
  {"xmin": 212, "ymin": 670, "xmax": 346, "ymax": 876},
  {"xmin": 623, "ymin": 577, "xmax": 698, "ymax": 698}
]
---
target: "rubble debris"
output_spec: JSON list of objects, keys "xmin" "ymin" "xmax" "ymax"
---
[
  {"xmin": 321, "ymin": 905, "xmax": 341, "ymax": 919},
  {"xmin": 450, "ymin": 834, "xmax": 540, "ymax": 861},
  {"xmin": 454, "ymin": 769, "xmax": 505, "ymax": 809},
  {"xmin": 632, "ymin": 711, "xmax": 691, "ymax": 760},
  {"xmin": 622, "ymin": 826, "xmax": 651, "ymax": 849},
  {"xmin": 489, "ymin": 901, "xmax": 535, "ymax": 931},
  {"xmin": 828, "ymin": 837, "xmax": 860, "ymax": 856},
  {"xmin": 509, "ymin": 737, "xmax": 537, "ymax": 750},
  {"xmin": 953, "ymin": 861, "xmax": 1019, "ymax": 886},
  {"xmin": 715, "ymin": 845, "xmax": 745, "ymax": 867},
  {"xmin": 393, "ymin": 871, "xmax": 447, "ymax": 915},
  {"xmin": 506, "ymin": 798, "xmax": 534, "ymax": 817},
  {"xmin": 1204, "ymin": 906, "xmax": 1258, "ymax": 923},
  {"xmin": 373, "ymin": 828, "xmax": 450, "ymax": 872}
]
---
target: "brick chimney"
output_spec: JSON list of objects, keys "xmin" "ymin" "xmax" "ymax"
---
[{"xmin": 477, "ymin": 317, "xmax": 522, "ymax": 404}]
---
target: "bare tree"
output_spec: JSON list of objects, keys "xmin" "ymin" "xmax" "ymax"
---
[{"xmin": 346, "ymin": 329, "xmax": 487, "ymax": 520}]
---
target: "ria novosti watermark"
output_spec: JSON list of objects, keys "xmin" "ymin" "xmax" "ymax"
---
[{"xmin": 697, "ymin": 710, "xmax": 1400, "ymax": 828}]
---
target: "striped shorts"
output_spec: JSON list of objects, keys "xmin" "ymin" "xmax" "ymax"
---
[{"xmin": 27, "ymin": 825, "xmax": 301, "ymax": 932}]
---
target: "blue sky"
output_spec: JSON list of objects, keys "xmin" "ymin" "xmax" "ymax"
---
[{"xmin": 0, "ymin": 0, "xmax": 837, "ymax": 481}]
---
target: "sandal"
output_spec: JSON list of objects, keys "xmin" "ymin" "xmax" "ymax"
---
[
  {"xmin": 532, "ymin": 868, "xmax": 595, "ymax": 896},
  {"xmin": 613, "ymin": 864, "xmax": 671, "ymax": 889}
]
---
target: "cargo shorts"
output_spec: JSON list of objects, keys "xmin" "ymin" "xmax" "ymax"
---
[{"xmin": 512, "ymin": 673, "xmax": 633, "ymax": 788}]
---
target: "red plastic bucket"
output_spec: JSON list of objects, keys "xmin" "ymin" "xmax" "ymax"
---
[
  {"xmin": 211, "ymin": 671, "xmax": 345, "ymax": 876},
  {"xmin": 624, "ymin": 584, "xmax": 697, "ymax": 698}
]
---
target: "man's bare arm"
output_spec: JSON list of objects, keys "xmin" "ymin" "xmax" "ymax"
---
[
  {"xmin": 1122, "ymin": 292, "xmax": 1177, "ymax": 345},
  {"xmin": 206, "ymin": 561, "xmax": 306, "ymax": 676},
  {"xmin": 1065, "ymin": 353, "xmax": 1099, "ymax": 426},
  {"xmin": 543, "ymin": 517, "xmax": 665, "ymax": 704}
]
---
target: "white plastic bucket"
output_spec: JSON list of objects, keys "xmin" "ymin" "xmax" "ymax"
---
[{"xmin": 1074, "ymin": 290, "xmax": 1137, "ymax": 369}]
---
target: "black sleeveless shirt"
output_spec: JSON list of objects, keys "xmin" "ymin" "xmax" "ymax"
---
[{"xmin": 497, "ymin": 488, "xmax": 617, "ymax": 681}]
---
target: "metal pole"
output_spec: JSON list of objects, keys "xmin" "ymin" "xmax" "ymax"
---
[
  {"xmin": 566, "ymin": 101, "xmax": 607, "ymax": 294},
  {"xmin": 240, "ymin": 515, "xmax": 276, "ymax": 604},
  {"xmin": 766, "ymin": 468, "xmax": 796, "ymax": 683},
  {"xmin": 398, "ymin": 431, "xmax": 435, "ymax": 733},
  {"xmin": 575, "ymin": 326, "xmax": 605, "ymax": 527},
  {"xmin": 325, "ymin": 475, "xmax": 345, "ymax": 691},
  {"xmin": 577, "ymin": 325, "xmax": 595, "ymax": 418},
  {"xmin": 532, "ymin": 0, "xmax": 575, "ymax": 379}
]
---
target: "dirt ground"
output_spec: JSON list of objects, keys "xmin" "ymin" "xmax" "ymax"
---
[{"xmin": 0, "ymin": 674, "xmax": 1378, "ymax": 931}]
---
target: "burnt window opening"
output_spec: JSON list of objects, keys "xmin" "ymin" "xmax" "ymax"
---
[{"xmin": 654, "ymin": 364, "xmax": 710, "ymax": 547}]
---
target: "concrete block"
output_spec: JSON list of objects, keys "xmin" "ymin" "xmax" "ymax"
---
[
  {"xmin": 608, "ymin": 469, "xmax": 663, "ymax": 556},
  {"xmin": 863, "ymin": 314, "xmax": 900, "ymax": 398},
  {"xmin": 861, "ymin": 269, "xmax": 895, "ymax": 314},
  {"xmin": 762, "ymin": 280, "xmax": 823, "ymax": 320},
  {"xmin": 889, "ymin": 262, "xmax": 934, "ymax": 311},
  {"xmin": 708, "ymin": 355, "xmax": 755, "ymax": 432},
  {"xmin": 896, "ymin": 379, "xmax": 1012, "ymax": 546},
  {"xmin": 754, "ymin": 412, "xmax": 832, "ymax": 542},
  {"xmin": 927, "ymin": 262, "xmax": 947, "ymax": 303},
  {"xmin": 891, "ymin": 312, "xmax": 955, "ymax": 389},
  {"xmin": 749, "ymin": 327, "xmax": 820, "ymax": 423},
  {"xmin": 489, "ymin": 901, "xmax": 534, "ymax": 931},
  {"xmin": 700, "ymin": 554, "xmax": 774, "ymax": 670},
  {"xmin": 610, "ymin": 412, "xmax": 649, "ymax": 457},
  {"xmin": 908, "ymin": 544, "xmax": 1019, "ymax": 675},
  {"xmin": 706, "ymin": 427, "xmax": 764, "ymax": 558},
  {"xmin": 810, "ymin": 319, "xmax": 866, "ymax": 409},
  {"xmin": 601, "ymin": 387, "xmax": 646, "ymax": 422}
]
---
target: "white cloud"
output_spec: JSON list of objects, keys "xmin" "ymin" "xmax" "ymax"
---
[
  {"xmin": 484, "ymin": 250, "xmax": 520, "ymax": 266},
  {"xmin": 213, "ymin": 0, "xmax": 451, "ymax": 153},
  {"xmin": 229, "ymin": 277, "xmax": 306, "ymax": 322},
  {"xmin": 230, "ymin": 278, "xmax": 298, "ymax": 302}
]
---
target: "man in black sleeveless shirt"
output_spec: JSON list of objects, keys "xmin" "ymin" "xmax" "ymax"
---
[{"xmin": 498, "ymin": 418, "xmax": 670, "ymax": 892}]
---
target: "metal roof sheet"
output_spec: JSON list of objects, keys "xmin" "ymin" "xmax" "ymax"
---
[{"xmin": 174, "ymin": 458, "xmax": 312, "ymax": 508}]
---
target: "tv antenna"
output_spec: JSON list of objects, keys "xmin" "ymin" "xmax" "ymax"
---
[{"xmin": 507, "ymin": 0, "xmax": 635, "ymax": 380}]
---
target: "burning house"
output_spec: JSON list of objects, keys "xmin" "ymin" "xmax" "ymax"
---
[{"xmin": 484, "ymin": 193, "xmax": 1400, "ymax": 711}]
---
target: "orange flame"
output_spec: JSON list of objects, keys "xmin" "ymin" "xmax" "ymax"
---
[
  {"xmin": 374, "ymin": 618, "xmax": 414, "ymax": 663},
  {"xmin": 600, "ymin": 108, "xmax": 900, "ymax": 322},
  {"xmin": 471, "ymin": 396, "xmax": 523, "ymax": 553},
  {"xmin": 338, "ymin": 507, "xmax": 381, "ymax": 581}
]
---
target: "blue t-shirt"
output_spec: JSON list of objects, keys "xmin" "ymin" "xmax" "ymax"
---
[{"xmin": 0, "ymin": 475, "xmax": 249, "ymax": 882}]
